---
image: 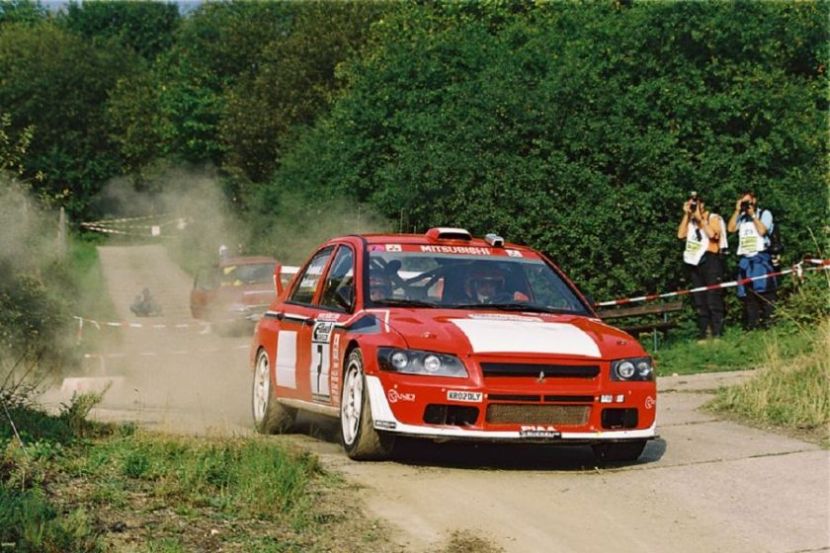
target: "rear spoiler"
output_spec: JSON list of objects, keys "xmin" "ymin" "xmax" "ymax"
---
[{"xmin": 273, "ymin": 264, "xmax": 300, "ymax": 296}]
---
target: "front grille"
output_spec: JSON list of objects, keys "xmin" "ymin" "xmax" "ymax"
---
[
  {"xmin": 481, "ymin": 363, "xmax": 599, "ymax": 378},
  {"xmin": 486, "ymin": 404, "xmax": 590, "ymax": 426},
  {"xmin": 488, "ymin": 394, "xmax": 540, "ymax": 402},
  {"xmin": 544, "ymin": 395, "xmax": 594, "ymax": 403}
]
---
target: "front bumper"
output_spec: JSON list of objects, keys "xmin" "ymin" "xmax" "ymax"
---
[{"xmin": 365, "ymin": 375, "xmax": 657, "ymax": 443}]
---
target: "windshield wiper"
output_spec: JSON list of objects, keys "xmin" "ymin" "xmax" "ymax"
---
[{"xmin": 372, "ymin": 298, "xmax": 439, "ymax": 308}]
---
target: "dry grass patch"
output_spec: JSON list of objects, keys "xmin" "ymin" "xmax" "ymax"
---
[{"xmin": 708, "ymin": 320, "xmax": 830, "ymax": 447}]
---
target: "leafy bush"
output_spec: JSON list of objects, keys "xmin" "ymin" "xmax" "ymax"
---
[{"xmin": 267, "ymin": 1, "xmax": 828, "ymax": 302}]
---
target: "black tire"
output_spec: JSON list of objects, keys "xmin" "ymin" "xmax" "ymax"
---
[
  {"xmin": 339, "ymin": 349, "xmax": 395, "ymax": 460},
  {"xmin": 592, "ymin": 439, "xmax": 647, "ymax": 464},
  {"xmin": 252, "ymin": 348, "xmax": 295, "ymax": 434}
]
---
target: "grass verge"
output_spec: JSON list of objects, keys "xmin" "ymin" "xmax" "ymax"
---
[
  {"xmin": 706, "ymin": 320, "xmax": 829, "ymax": 447},
  {"xmin": 0, "ymin": 397, "xmax": 394, "ymax": 552}
]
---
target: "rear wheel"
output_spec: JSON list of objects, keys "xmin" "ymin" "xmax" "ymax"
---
[
  {"xmin": 592, "ymin": 439, "xmax": 647, "ymax": 464},
  {"xmin": 252, "ymin": 349, "xmax": 295, "ymax": 434},
  {"xmin": 340, "ymin": 349, "xmax": 395, "ymax": 460}
]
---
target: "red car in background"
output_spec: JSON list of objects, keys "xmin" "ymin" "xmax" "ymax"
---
[
  {"xmin": 250, "ymin": 228, "xmax": 657, "ymax": 463},
  {"xmin": 191, "ymin": 256, "xmax": 279, "ymax": 324}
]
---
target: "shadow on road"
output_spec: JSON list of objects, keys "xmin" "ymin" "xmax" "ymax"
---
[{"xmin": 292, "ymin": 412, "xmax": 667, "ymax": 471}]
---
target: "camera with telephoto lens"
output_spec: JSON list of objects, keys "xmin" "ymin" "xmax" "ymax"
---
[
  {"xmin": 740, "ymin": 200, "xmax": 751, "ymax": 213},
  {"xmin": 688, "ymin": 191, "xmax": 698, "ymax": 212}
]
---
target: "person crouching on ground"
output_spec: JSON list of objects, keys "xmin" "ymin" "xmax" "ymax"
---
[
  {"xmin": 727, "ymin": 191, "xmax": 776, "ymax": 329},
  {"xmin": 677, "ymin": 192, "xmax": 728, "ymax": 339}
]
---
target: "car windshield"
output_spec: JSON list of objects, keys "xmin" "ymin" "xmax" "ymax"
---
[
  {"xmin": 366, "ymin": 250, "xmax": 590, "ymax": 315},
  {"xmin": 220, "ymin": 263, "xmax": 274, "ymax": 286}
]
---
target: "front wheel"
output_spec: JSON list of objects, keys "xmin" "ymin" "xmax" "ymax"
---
[
  {"xmin": 592, "ymin": 439, "xmax": 647, "ymax": 464},
  {"xmin": 340, "ymin": 349, "xmax": 395, "ymax": 460},
  {"xmin": 252, "ymin": 348, "xmax": 295, "ymax": 434}
]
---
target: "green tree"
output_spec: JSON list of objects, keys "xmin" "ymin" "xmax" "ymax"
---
[
  {"xmin": 61, "ymin": 0, "xmax": 180, "ymax": 61},
  {"xmin": 220, "ymin": 1, "xmax": 387, "ymax": 183},
  {"xmin": 267, "ymin": 1, "xmax": 829, "ymax": 301},
  {"xmin": 0, "ymin": 20, "xmax": 138, "ymax": 219},
  {"xmin": 0, "ymin": 0, "xmax": 46, "ymax": 25}
]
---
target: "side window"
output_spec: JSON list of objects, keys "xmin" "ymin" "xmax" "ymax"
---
[
  {"xmin": 320, "ymin": 246, "xmax": 355, "ymax": 312},
  {"xmin": 289, "ymin": 247, "xmax": 334, "ymax": 305}
]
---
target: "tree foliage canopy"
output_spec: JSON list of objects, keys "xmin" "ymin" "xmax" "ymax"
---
[
  {"xmin": 0, "ymin": 1, "xmax": 827, "ymax": 302},
  {"xmin": 268, "ymin": 1, "xmax": 829, "ymax": 299}
]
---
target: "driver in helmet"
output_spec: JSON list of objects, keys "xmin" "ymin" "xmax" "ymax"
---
[
  {"xmin": 466, "ymin": 266, "xmax": 506, "ymax": 304},
  {"xmin": 369, "ymin": 271, "xmax": 392, "ymax": 302}
]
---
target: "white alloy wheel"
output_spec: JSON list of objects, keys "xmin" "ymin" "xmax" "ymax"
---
[
  {"xmin": 340, "ymin": 361, "xmax": 363, "ymax": 446},
  {"xmin": 339, "ymin": 349, "xmax": 395, "ymax": 460},
  {"xmin": 251, "ymin": 348, "xmax": 295, "ymax": 434},
  {"xmin": 253, "ymin": 349, "xmax": 270, "ymax": 425}
]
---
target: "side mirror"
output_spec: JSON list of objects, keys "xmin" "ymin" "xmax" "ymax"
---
[
  {"xmin": 274, "ymin": 264, "xmax": 284, "ymax": 296},
  {"xmin": 335, "ymin": 285, "xmax": 354, "ymax": 311}
]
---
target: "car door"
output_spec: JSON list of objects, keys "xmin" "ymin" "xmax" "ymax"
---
[
  {"xmin": 272, "ymin": 246, "xmax": 334, "ymax": 400},
  {"xmin": 311, "ymin": 244, "xmax": 356, "ymax": 406}
]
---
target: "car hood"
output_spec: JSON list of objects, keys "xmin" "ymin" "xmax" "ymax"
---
[{"xmin": 377, "ymin": 308, "xmax": 645, "ymax": 360}]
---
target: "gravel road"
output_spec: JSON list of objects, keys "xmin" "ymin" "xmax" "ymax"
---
[{"xmin": 49, "ymin": 244, "xmax": 830, "ymax": 553}]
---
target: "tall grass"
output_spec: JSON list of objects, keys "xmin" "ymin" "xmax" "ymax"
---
[
  {"xmin": 708, "ymin": 320, "xmax": 830, "ymax": 446},
  {"xmin": 78, "ymin": 432, "xmax": 324, "ymax": 525}
]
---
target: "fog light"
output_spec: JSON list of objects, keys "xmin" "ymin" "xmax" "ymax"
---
[
  {"xmin": 391, "ymin": 351, "xmax": 409, "ymax": 370},
  {"xmin": 423, "ymin": 355, "xmax": 442, "ymax": 373},
  {"xmin": 617, "ymin": 361, "xmax": 636, "ymax": 379},
  {"xmin": 615, "ymin": 394, "xmax": 625, "ymax": 403},
  {"xmin": 600, "ymin": 395, "xmax": 613, "ymax": 403}
]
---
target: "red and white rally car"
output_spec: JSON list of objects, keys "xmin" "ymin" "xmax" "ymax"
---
[{"xmin": 251, "ymin": 228, "xmax": 657, "ymax": 462}]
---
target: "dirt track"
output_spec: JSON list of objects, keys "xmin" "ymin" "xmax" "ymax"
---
[{"xmin": 48, "ymin": 245, "xmax": 830, "ymax": 552}]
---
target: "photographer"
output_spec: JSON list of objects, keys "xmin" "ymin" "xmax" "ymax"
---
[
  {"xmin": 727, "ymin": 191, "xmax": 776, "ymax": 329},
  {"xmin": 677, "ymin": 193, "xmax": 727, "ymax": 339}
]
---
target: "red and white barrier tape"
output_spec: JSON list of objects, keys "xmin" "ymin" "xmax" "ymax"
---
[
  {"xmin": 73, "ymin": 316, "xmax": 214, "ymax": 331},
  {"xmin": 85, "ymin": 213, "xmax": 173, "ymax": 225},
  {"xmin": 595, "ymin": 258, "xmax": 830, "ymax": 308},
  {"xmin": 83, "ymin": 343, "xmax": 248, "ymax": 360}
]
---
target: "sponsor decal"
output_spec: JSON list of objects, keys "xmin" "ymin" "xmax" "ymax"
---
[
  {"xmin": 506, "ymin": 249, "xmax": 523, "ymax": 258},
  {"xmin": 519, "ymin": 425, "xmax": 561, "ymax": 439},
  {"xmin": 420, "ymin": 245, "xmax": 492, "ymax": 255},
  {"xmin": 387, "ymin": 388, "xmax": 416, "ymax": 404},
  {"xmin": 447, "ymin": 390, "xmax": 483, "ymax": 403},
  {"xmin": 375, "ymin": 420, "xmax": 397, "ymax": 430},
  {"xmin": 466, "ymin": 313, "xmax": 543, "ymax": 322},
  {"xmin": 312, "ymin": 322, "xmax": 334, "ymax": 343},
  {"xmin": 385, "ymin": 244, "xmax": 403, "ymax": 252},
  {"xmin": 645, "ymin": 396, "xmax": 655, "ymax": 410},
  {"xmin": 317, "ymin": 313, "xmax": 341, "ymax": 322},
  {"xmin": 330, "ymin": 334, "xmax": 341, "ymax": 402}
]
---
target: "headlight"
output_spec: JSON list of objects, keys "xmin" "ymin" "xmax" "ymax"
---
[
  {"xmin": 611, "ymin": 357, "xmax": 654, "ymax": 381},
  {"xmin": 378, "ymin": 348, "xmax": 468, "ymax": 378}
]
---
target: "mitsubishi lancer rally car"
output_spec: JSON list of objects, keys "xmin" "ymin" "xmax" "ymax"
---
[{"xmin": 250, "ymin": 228, "xmax": 656, "ymax": 462}]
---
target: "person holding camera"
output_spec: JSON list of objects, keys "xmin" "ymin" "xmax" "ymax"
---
[
  {"xmin": 678, "ymin": 192, "xmax": 727, "ymax": 339},
  {"xmin": 727, "ymin": 191, "xmax": 776, "ymax": 329}
]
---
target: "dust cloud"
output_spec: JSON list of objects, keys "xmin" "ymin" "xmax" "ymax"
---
[
  {"xmin": 0, "ymin": 177, "xmax": 72, "ymax": 391},
  {"xmin": 40, "ymin": 166, "xmax": 390, "ymax": 435},
  {"xmin": 0, "ymin": 178, "xmax": 62, "ymax": 271}
]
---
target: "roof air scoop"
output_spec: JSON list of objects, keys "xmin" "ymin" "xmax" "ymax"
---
[
  {"xmin": 426, "ymin": 227, "xmax": 472, "ymax": 241},
  {"xmin": 484, "ymin": 233, "xmax": 504, "ymax": 247}
]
